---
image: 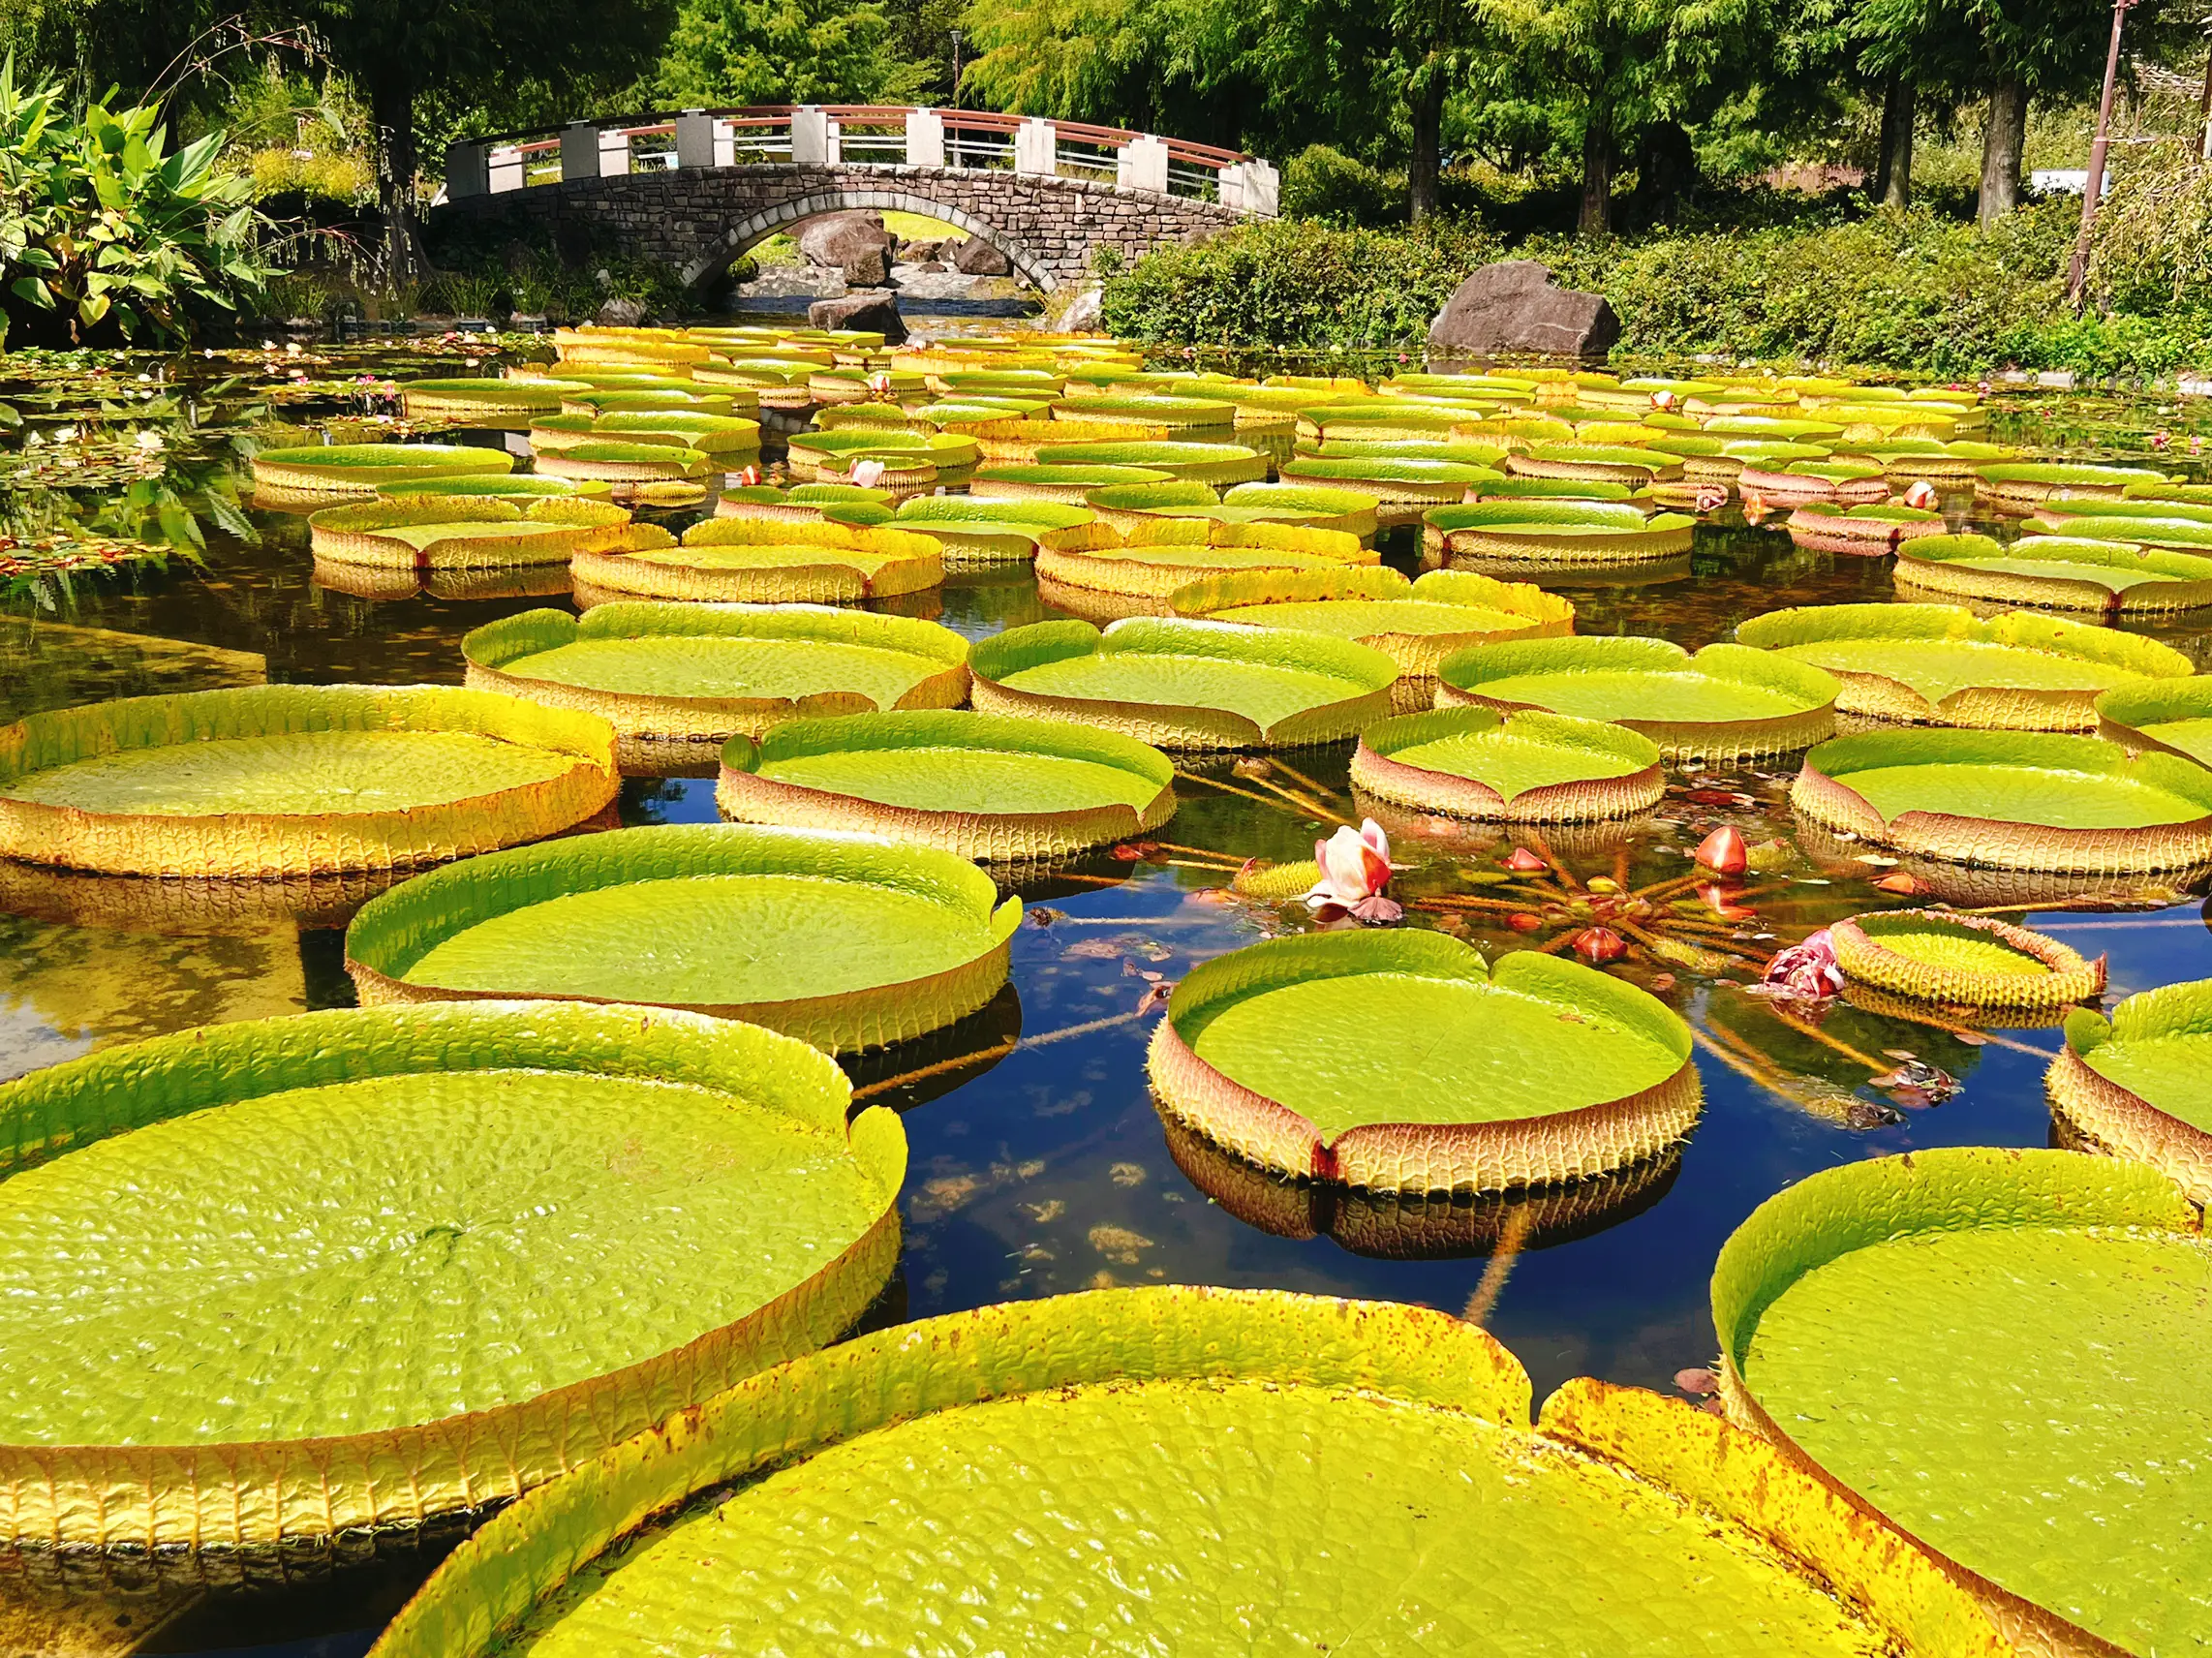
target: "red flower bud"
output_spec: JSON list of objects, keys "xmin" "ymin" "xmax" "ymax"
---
[
  {"xmin": 1874, "ymin": 871, "xmax": 1924, "ymax": 895},
  {"xmin": 1572, "ymin": 926, "xmax": 1627, "ymax": 964},
  {"xmin": 1695, "ymin": 824, "xmax": 1748, "ymax": 876},
  {"xmin": 1504, "ymin": 847, "xmax": 1549, "ymax": 873},
  {"xmin": 1508, "ymin": 912, "xmax": 1543, "ymax": 933}
]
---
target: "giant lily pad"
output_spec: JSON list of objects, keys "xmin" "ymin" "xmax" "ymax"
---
[
  {"xmin": 1295, "ymin": 402, "xmax": 1471, "ymax": 443},
  {"xmin": 375, "ymin": 474, "xmax": 614, "ymax": 505},
  {"xmin": 2031, "ymin": 497, "xmax": 2212, "ymax": 532},
  {"xmin": 1785, "ymin": 503, "xmax": 1945, "ymax": 556},
  {"xmin": 971, "ymin": 618, "xmax": 1395, "ymax": 751},
  {"xmin": 967, "ymin": 463, "xmax": 1176, "ymax": 506},
  {"xmin": 1506, "ymin": 443, "xmax": 1684, "ymax": 485},
  {"xmin": 1035, "ymin": 520, "xmax": 1373, "ymax": 604},
  {"xmin": 1894, "ymin": 533, "xmax": 2212, "ymax": 616},
  {"xmin": 2096, "ymin": 676, "xmax": 2212, "ymax": 765},
  {"xmin": 1028, "ymin": 440, "xmax": 1270, "ymax": 485},
  {"xmin": 532, "ymin": 442, "xmax": 714, "ymax": 484},
  {"xmin": 1152, "ymin": 931, "xmax": 1697, "ymax": 1191},
  {"xmin": 1276, "ymin": 456, "xmax": 1500, "ymax": 523},
  {"xmin": 1734, "ymin": 602, "xmax": 2194, "ymax": 729},
  {"xmin": 891, "ymin": 497, "xmax": 1115, "ymax": 567},
  {"xmin": 1052, "ymin": 394, "xmax": 1234, "ymax": 430},
  {"xmin": 347, "ymin": 823, "xmax": 1020, "ymax": 1053},
  {"xmin": 367, "ymin": 1285, "xmax": 2005, "ymax": 1658},
  {"xmin": 462, "ymin": 604, "xmax": 969, "ymax": 774},
  {"xmin": 1425, "ymin": 501, "xmax": 1694, "ymax": 566},
  {"xmin": 1351, "ymin": 705, "xmax": 1663, "ymax": 822},
  {"xmin": 399, "ymin": 378, "xmax": 590, "ymax": 417},
  {"xmin": 1081, "ymin": 479, "xmax": 1224, "ymax": 536},
  {"xmin": 572, "ymin": 518, "xmax": 942, "ymax": 606},
  {"xmin": 2029, "ymin": 513, "xmax": 2212, "ymax": 554},
  {"xmin": 1829, "ymin": 908, "xmax": 2104, "ymax": 1015},
  {"xmin": 1712, "ymin": 1146, "xmax": 2211, "ymax": 1655},
  {"xmin": 1171, "ymin": 567, "xmax": 1572, "ymax": 706},
  {"xmin": 0, "ymin": 999, "xmax": 903, "ymax": 1552},
  {"xmin": 251, "ymin": 443, "xmax": 514, "ymax": 499},
  {"xmin": 1738, "ymin": 460, "xmax": 1889, "ymax": 508},
  {"xmin": 0, "ymin": 686, "xmax": 617, "ymax": 876},
  {"xmin": 529, "ymin": 412, "xmax": 761, "ymax": 456},
  {"xmin": 1790, "ymin": 728, "xmax": 2212, "ymax": 872},
  {"xmin": 717, "ymin": 710, "xmax": 1175, "ymax": 860},
  {"xmin": 1975, "ymin": 461, "xmax": 2170, "ymax": 511},
  {"xmin": 1438, "ymin": 636, "xmax": 1839, "ymax": 762},
  {"xmin": 2050, "ymin": 980, "xmax": 2212, "ymax": 1203},
  {"xmin": 308, "ymin": 497, "xmax": 632, "ymax": 571},
  {"xmin": 784, "ymin": 429, "xmax": 977, "ymax": 490},
  {"xmin": 711, "ymin": 482, "xmax": 895, "ymax": 528},
  {"xmin": 1214, "ymin": 480, "xmax": 1383, "ymax": 538}
]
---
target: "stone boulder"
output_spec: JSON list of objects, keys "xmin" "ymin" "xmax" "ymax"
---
[
  {"xmin": 797, "ymin": 211, "xmax": 895, "ymax": 270},
  {"xmin": 809, "ymin": 290, "xmax": 906, "ymax": 343},
  {"xmin": 594, "ymin": 295, "xmax": 647, "ymax": 327},
  {"xmin": 841, "ymin": 247, "xmax": 890, "ymax": 289},
  {"xmin": 951, "ymin": 236, "xmax": 1014, "ymax": 277},
  {"xmin": 900, "ymin": 238, "xmax": 949, "ymax": 263},
  {"xmin": 1426, "ymin": 261, "xmax": 1618, "ymax": 359}
]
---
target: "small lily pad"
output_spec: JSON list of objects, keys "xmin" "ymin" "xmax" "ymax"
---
[{"xmin": 1351, "ymin": 705, "xmax": 1664, "ymax": 822}]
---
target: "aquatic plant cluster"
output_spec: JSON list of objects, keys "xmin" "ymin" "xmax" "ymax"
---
[{"xmin": 0, "ymin": 321, "xmax": 2204, "ymax": 1654}]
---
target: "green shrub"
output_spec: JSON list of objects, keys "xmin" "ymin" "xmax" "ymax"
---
[
  {"xmin": 1280, "ymin": 145, "xmax": 1402, "ymax": 228},
  {"xmin": 245, "ymin": 146, "xmax": 374, "ymax": 205}
]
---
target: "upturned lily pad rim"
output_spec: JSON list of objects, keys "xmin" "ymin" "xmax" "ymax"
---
[
  {"xmin": 0, "ymin": 685, "xmax": 618, "ymax": 878},
  {"xmin": 2095, "ymin": 676, "xmax": 2212, "ymax": 758},
  {"xmin": 0, "ymin": 998, "xmax": 905, "ymax": 1551},
  {"xmin": 2051, "ymin": 978, "xmax": 2212, "ymax": 1203},
  {"xmin": 1897, "ymin": 534, "xmax": 2212, "ymax": 616},
  {"xmin": 1150, "ymin": 929, "xmax": 1697, "ymax": 1193},
  {"xmin": 346, "ymin": 821, "xmax": 1020, "ymax": 1053},
  {"xmin": 1352, "ymin": 704, "xmax": 1664, "ymax": 822},
  {"xmin": 1168, "ymin": 568, "xmax": 1574, "ymax": 659},
  {"xmin": 368, "ymin": 1283, "xmax": 2007, "ymax": 1658},
  {"xmin": 1710, "ymin": 1145, "xmax": 2199, "ymax": 1658},
  {"xmin": 1829, "ymin": 907, "xmax": 2104, "ymax": 1012},
  {"xmin": 717, "ymin": 709, "xmax": 1177, "ymax": 860}
]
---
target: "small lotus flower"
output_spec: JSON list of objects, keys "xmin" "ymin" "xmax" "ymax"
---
[
  {"xmin": 2194, "ymin": 435, "xmax": 2206, "ymax": 457},
  {"xmin": 134, "ymin": 430, "xmax": 165, "ymax": 452},
  {"xmin": 849, "ymin": 458, "xmax": 888, "ymax": 488},
  {"xmin": 1650, "ymin": 388, "xmax": 1676, "ymax": 411},
  {"xmin": 1693, "ymin": 484, "xmax": 1728, "ymax": 513},
  {"xmin": 1762, "ymin": 930, "xmax": 1841, "ymax": 998},
  {"xmin": 736, "ymin": 463, "xmax": 762, "ymax": 487},
  {"xmin": 867, "ymin": 371, "xmax": 894, "ymax": 397},
  {"xmin": 1695, "ymin": 824, "xmax": 1748, "ymax": 876},
  {"xmin": 1305, "ymin": 819, "xmax": 1401, "ymax": 924},
  {"xmin": 1902, "ymin": 479, "xmax": 1939, "ymax": 509},
  {"xmin": 2152, "ymin": 429, "xmax": 2172, "ymax": 451},
  {"xmin": 50, "ymin": 425, "xmax": 76, "ymax": 444},
  {"xmin": 1740, "ymin": 491, "xmax": 1769, "ymax": 518},
  {"xmin": 1573, "ymin": 926, "xmax": 1627, "ymax": 964}
]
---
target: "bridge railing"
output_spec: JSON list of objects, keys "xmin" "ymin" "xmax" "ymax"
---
[{"xmin": 445, "ymin": 105, "xmax": 1278, "ymax": 218}]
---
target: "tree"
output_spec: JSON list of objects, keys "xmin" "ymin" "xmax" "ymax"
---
[
  {"xmin": 289, "ymin": 0, "xmax": 676, "ymax": 286},
  {"xmin": 652, "ymin": 0, "xmax": 924, "ymax": 106},
  {"xmin": 1471, "ymin": 0, "xmax": 1766, "ymax": 234}
]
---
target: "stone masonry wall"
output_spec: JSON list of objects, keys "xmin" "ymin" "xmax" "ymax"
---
[{"xmin": 432, "ymin": 164, "xmax": 1252, "ymax": 293}]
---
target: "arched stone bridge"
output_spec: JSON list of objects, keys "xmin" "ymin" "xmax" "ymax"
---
[{"xmin": 435, "ymin": 106, "xmax": 1278, "ymax": 293}]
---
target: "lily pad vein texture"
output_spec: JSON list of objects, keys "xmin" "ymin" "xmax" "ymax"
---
[
  {"xmin": 0, "ymin": 999, "xmax": 904, "ymax": 1551},
  {"xmin": 1149, "ymin": 929, "xmax": 1699, "ymax": 1193},
  {"xmin": 367, "ymin": 1286, "xmax": 2011, "ymax": 1658},
  {"xmin": 1713, "ymin": 1145, "xmax": 2209, "ymax": 1657},
  {"xmin": 345, "ymin": 822, "xmax": 1021, "ymax": 1054}
]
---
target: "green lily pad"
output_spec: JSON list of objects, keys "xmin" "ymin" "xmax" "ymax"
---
[
  {"xmin": 251, "ymin": 443, "xmax": 514, "ymax": 497},
  {"xmin": 1029, "ymin": 441, "xmax": 1269, "ymax": 484},
  {"xmin": 1352, "ymin": 704, "xmax": 1663, "ymax": 822},
  {"xmin": 1437, "ymin": 635, "xmax": 1838, "ymax": 761},
  {"xmin": 967, "ymin": 463, "xmax": 1176, "ymax": 505},
  {"xmin": 309, "ymin": 497, "xmax": 633, "ymax": 570},
  {"xmin": 0, "ymin": 685, "xmax": 617, "ymax": 877},
  {"xmin": 574, "ymin": 519, "xmax": 942, "ymax": 607},
  {"xmin": 2031, "ymin": 498, "xmax": 2212, "ymax": 530},
  {"xmin": 372, "ymin": 1286, "xmax": 2005, "ymax": 1658},
  {"xmin": 1152, "ymin": 931, "xmax": 1695, "ymax": 1189},
  {"xmin": 2051, "ymin": 980, "xmax": 2212, "ymax": 1201},
  {"xmin": 1053, "ymin": 394, "xmax": 1235, "ymax": 428},
  {"xmin": 0, "ymin": 998, "xmax": 903, "ymax": 1548},
  {"xmin": 718, "ymin": 710, "xmax": 1176, "ymax": 859},
  {"xmin": 2096, "ymin": 676, "xmax": 2212, "ymax": 765},
  {"xmin": 1306, "ymin": 438, "xmax": 1514, "ymax": 467},
  {"xmin": 971, "ymin": 617, "xmax": 1396, "ymax": 750},
  {"xmin": 1896, "ymin": 533, "xmax": 2212, "ymax": 615},
  {"xmin": 1276, "ymin": 455, "xmax": 1502, "ymax": 508},
  {"xmin": 2032, "ymin": 514, "xmax": 2212, "ymax": 553},
  {"xmin": 375, "ymin": 474, "xmax": 613, "ymax": 503},
  {"xmin": 1735, "ymin": 602, "xmax": 2193, "ymax": 726},
  {"xmin": 1975, "ymin": 461, "xmax": 2170, "ymax": 507},
  {"xmin": 1426, "ymin": 501, "xmax": 1693, "ymax": 565},
  {"xmin": 533, "ymin": 442, "xmax": 713, "ymax": 482},
  {"xmin": 1713, "ymin": 1146, "xmax": 2210, "ymax": 1656},
  {"xmin": 891, "ymin": 496, "xmax": 1114, "ymax": 565},
  {"xmin": 532, "ymin": 412, "xmax": 761, "ymax": 455},
  {"xmin": 399, "ymin": 378, "xmax": 587, "ymax": 415},
  {"xmin": 1509, "ymin": 443, "xmax": 1683, "ymax": 483},
  {"xmin": 1472, "ymin": 475, "xmax": 1641, "ymax": 501},
  {"xmin": 1792, "ymin": 728, "xmax": 2212, "ymax": 871},
  {"xmin": 463, "ymin": 605, "xmax": 969, "ymax": 772},
  {"xmin": 347, "ymin": 823, "xmax": 1020, "ymax": 1053}
]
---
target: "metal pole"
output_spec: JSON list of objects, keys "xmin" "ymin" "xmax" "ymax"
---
[{"xmin": 2067, "ymin": 0, "xmax": 2133, "ymax": 307}]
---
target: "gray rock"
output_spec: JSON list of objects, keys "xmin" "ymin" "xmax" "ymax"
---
[
  {"xmin": 951, "ymin": 236, "xmax": 1014, "ymax": 277},
  {"xmin": 840, "ymin": 247, "xmax": 890, "ymax": 288},
  {"xmin": 797, "ymin": 210, "xmax": 894, "ymax": 269},
  {"xmin": 808, "ymin": 290, "xmax": 906, "ymax": 342},
  {"xmin": 594, "ymin": 295, "xmax": 647, "ymax": 327},
  {"xmin": 900, "ymin": 238, "xmax": 948, "ymax": 263},
  {"xmin": 1426, "ymin": 261, "xmax": 1618, "ymax": 359},
  {"xmin": 1058, "ymin": 283, "xmax": 1104, "ymax": 332}
]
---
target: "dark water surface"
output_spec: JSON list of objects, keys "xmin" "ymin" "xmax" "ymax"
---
[{"xmin": 2, "ymin": 344, "xmax": 2210, "ymax": 1653}]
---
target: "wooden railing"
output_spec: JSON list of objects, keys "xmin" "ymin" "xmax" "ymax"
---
[{"xmin": 444, "ymin": 105, "xmax": 1278, "ymax": 215}]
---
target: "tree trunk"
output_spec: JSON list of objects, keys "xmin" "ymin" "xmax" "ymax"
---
[
  {"xmin": 1978, "ymin": 76, "xmax": 2028, "ymax": 230},
  {"xmin": 2198, "ymin": 43, "xmax": 2210, "ymax": 161},
  {"xmin": 1578, "ymin": 107, "xmax": 1613, "ymax": 235},
  {"xmin": 1407, "ymin": 68, "xmax": 1445, "ymax": 224},
  {"xmin": 368, "ymin": 70, "xmax": 422, "ymax": 292},
  {"xmin": 1875, "ymin": 74, "xmax": 1917, "ymax": 208}
]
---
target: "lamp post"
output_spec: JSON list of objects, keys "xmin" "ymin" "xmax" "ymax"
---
[
  {"xmin": 950, "ymin": 29, "xmax": 964, "ymax": 107},
  {"xmin": 2067, "ymin": 0, "xmax": 2135, "ymax": 308}
]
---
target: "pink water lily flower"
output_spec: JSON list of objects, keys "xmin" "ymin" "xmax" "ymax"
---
[
  {"xmin": 1762, "ymin": 929, "xmax": 1842, "ymax": 998},
  {"xmin": 1902, "ymin": 479, "xmax": 1939, "ymax": 509},
  {"xmin": 1305, "ymin": 819, "xmax": 1402, "ymax": 924},
  {"xmin": 867, "ymin": 371, "xmax": 895, "ymax": 397},
  {"xmin": 1650, "ymin": 388, "xmax": 1677, "ymax": 411},
  {"xmin": 849, "ymin": 458, "xmax": 888, "ymax": 487}
]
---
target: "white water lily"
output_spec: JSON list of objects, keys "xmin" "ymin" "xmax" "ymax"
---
[
  {"xmin": 1304, "ymin": 819, "xmax": 1402, "ymax": 924},
  {"xmin": 134, "ymin": 430, "xmax": 166, "ymax": 452},
  {"xmin": 849, "ymin": 458, "xmax": 888, "ymax": 488}
]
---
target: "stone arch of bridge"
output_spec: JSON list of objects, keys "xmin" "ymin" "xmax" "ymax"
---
[{"xmin": 682, "ymin": 186, "xmax": 1055, "ymax": 292}]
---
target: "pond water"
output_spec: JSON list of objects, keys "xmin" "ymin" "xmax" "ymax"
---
[{"xmin": 2, "ymin": 337, "xmax": 2210, "ymax": 1654}]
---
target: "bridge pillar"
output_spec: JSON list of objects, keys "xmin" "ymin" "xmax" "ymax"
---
[
  {"xmin": 792, "ymin": 107, "xmax": 842, "ymax": 167},
  {"xmin": 1117, "ymin": 135, "xmax": 1170, "ymax": 194},
  {"xmin": 675, "ymin": 110, "xmax": 719, "ymax": 170},
  {"xmin": 1219, "ymin": 158, "xmax": 1280, "ymax": 217},
  {"xmin": 488, "ymin": 145, "xmax": 526, "ymax": 192},
  {"xmin": 599, "ymin": 127, "xmax": 632, "ymax": 178},
  {"xmin": 1015, "ymin": 118, "xmax": 1058, "ymax": 177},
  {"xmin": 905, "ymin": 108, "xmax": 945, "ymax": 169},
  {"xmin": 561, "ymin": 122, "xmax": 601, "ymax": 182},
  {"xmin": 445, "ymin": 141, "xmax": 490, "ymax": 200}
]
